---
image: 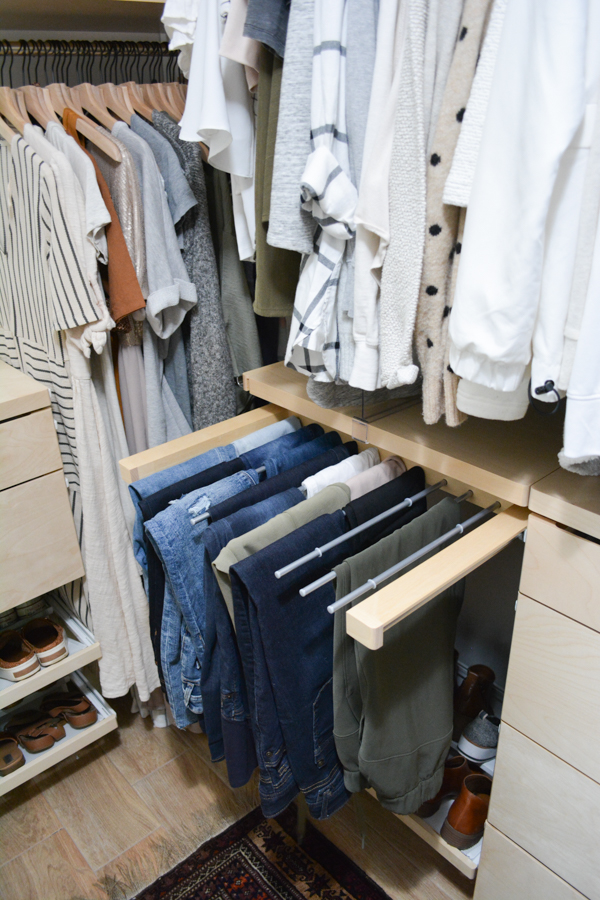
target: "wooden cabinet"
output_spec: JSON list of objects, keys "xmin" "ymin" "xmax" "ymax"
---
[
  {"xmin": 476, "ymin": 825, "xmax": 586, "ymax": 900},
  {"xmin": 0, "ymin": 361, "xmax": 84, "ymax": 612},
  {"xmin": 487, "ymin": 724, "xmax": 600, "ymax": 899},
  {"xmin": 477, "ymin": 468, "xmax": 600, "ymax": 900},
  {"xmin": 520, "ymin": 513, "xmax": 600, "ymax": 632},
  {"xmin": 502, "ymin": 593, "xmax": 600, "ymax": 784}
]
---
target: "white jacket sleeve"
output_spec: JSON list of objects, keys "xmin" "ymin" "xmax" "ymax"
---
[
  {"xmin": 448, "ymin": 0, "xmax": 588, "ymax": 393},
  {"xmin": 560, "ymin": 211, "xmax": 600, "ymax": 472}
]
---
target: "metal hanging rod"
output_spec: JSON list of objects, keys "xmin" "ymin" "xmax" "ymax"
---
[
  {"xmin": 274, "ymin": 479, "xmax": 449, "ymax": 580},
  {"xmin": 0, "ymin": 39, "xmax": 182, "ymax": 88},
  {"xmin": 301, "ymin": 497, "xmax": 500, "ymax": 609},
  {"xmin": 3, "ymin": 40, "xmax": 174, "ymax": 56}
]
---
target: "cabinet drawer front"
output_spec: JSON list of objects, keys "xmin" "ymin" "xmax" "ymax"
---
[
  {"xmin": 489, "ymin": 724, "xmax": 600, "ymax": 899},
  {"xmin": 0, "ymin": 470, "xmax": 84, "ymax": 611},
  {"xmin": 0, "ymin": 407, "xmax": 62, "ymax": 491},
  {"xmin": 520, "ymin": 513, "xmax": 600, "ymax": 631},
  {"xmin": 475, "ymin": 824, "xmax": 585, "ymax": 900},
  {"xmin": 503, "ymin": 595, "xmax": 600, "ymax": 783}
]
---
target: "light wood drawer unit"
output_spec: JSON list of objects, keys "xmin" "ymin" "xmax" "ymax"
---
[
  {"xmin": 0, "ymin": 406, "xmax": 62, "ymax": 490},
  {"xmin": 0, "ymin": 469, "xmax": 84, "ymax": 611},
  {"xmin": 475, "ymin": 824, "xmax": 586, "ymax": 900},
  {"xmin": 520, "ymin": 513, "xmax": 600, "ymax": 632},
  {"xmin": 488, "ymin": 723, "xmax": 600, "ymax": 899},
  {"xmin": 502, "ymin": 594, "xmax": 600, "ymax": 783}
]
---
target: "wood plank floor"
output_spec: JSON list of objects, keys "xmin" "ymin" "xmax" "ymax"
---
[{"xmin": 0, "ymin": 698, "xmax": 475, "ymax": 900}]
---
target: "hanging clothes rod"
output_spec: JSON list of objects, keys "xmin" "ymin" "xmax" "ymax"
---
[
  {"xmin": 274, "ymin": 479, "xmax": 448, "ymax": 580},
  {"xmin": 301, "ymin": 498, "xmax": 500, "ymax": 609},
  {"xmin": 189, "ymin": 465, "xmax": 268, "ymax": 525}
]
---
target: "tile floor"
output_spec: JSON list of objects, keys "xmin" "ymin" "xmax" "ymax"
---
[{"xmin": 0, "ymin": 698, "xmax": 474, "ymax": 900}]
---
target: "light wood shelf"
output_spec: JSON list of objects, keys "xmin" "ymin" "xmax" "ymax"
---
[
  {"xmin": 346, "ymin": 505, "xmax": 528, "ymax": 649},
  {"xmin": 119, "ymin": 404, "xmax": 291, "ymax": 483},
  {"xmin": 0, "ymin": 606, "xmax": 101, "ymax": 709},
  {"xmin": 529, "ymin": 468, "xmax": 600, "ymax": 540},
  {"xmin": 0, "ymin": 670, "xmax": 116, "ymax": 797},
  {"xmin": 243, "ymin": 363, "xmax": 564, "ymax": 508},
  {"xmin": 0, "ymin": 359, "xmax": 50, "ymax": 420},
  {"xmin": 366, "ymin": 789, "xmax": 478, "ymax": 880}
]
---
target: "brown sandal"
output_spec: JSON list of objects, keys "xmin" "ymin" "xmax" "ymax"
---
[
  {"xmin": 40, "ymin": 693, "xmax": 97, "ymax": 729},
  {"xmin": 7, "ymin": 712, "xmax": 66, "ymax": 752},
  {"xmin": 0, "ymin": 732, "xmax": 25, "ymax": 775}
]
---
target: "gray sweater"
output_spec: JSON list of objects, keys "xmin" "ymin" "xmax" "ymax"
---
[{"xmin": 152, "ymin": 112, "xmax": 237, "ymax": 430}]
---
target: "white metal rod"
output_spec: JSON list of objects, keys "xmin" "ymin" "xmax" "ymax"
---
[
  {"xmin": 324, "ymin": 501, "xmax": 501, "ymax": 612},
  {"xmin": 274, "ymin": 479, "xmax": 448, "ymax": 579}
]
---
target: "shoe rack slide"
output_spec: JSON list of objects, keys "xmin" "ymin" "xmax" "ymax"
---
[
  {"xmin": 0, "ymin": 669, "xmax": 117, "ymax": 797},
  {"xmin": 0, "ymin": 601, "xmax": 102, "ymax": 709},
  {"xmin": 119, "ymin": 362, "xmax": 568, "ymax": 884}
]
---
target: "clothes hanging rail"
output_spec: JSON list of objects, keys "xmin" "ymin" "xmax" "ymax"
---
[
  {"xmin": 274, "ymin": 479, "xmax": 449, "ymax": 579},
  {"xmin": 312, "ymin": 499, "xmax": 501, "ymax": 610},
  {"xmin": 0, "ymin": 39, "xmax": 182, "ymax": 89}
]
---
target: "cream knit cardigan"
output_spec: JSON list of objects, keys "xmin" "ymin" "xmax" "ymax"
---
[{"xmin": 415, "ymin": 0, "xmax": 492, "ymax": 425}]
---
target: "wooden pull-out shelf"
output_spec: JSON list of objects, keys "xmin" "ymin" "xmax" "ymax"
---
[
  {"xmin": 346, "ymin": 506, "xmax": 528, "ymax": 649},
  {"xmin": 243, "ymin": 363, "xmax": 564, "ymax": 508}
]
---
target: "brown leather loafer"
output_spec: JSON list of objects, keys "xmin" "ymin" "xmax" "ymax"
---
[
  {"xmin": 440, "ymin": 773, "xmax": 493, "ymax": 849},
  {"xmin": 417, "ymin": 755, "xmax": 472, "ymax": 817}
]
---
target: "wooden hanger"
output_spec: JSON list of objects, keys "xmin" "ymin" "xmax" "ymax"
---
[
  {"xmin": 0, "ymin": 115, "xmax": 17, "ymax": 144},
  {"xmin": 99, "ymin": 83, "xmax": 133, "ymax": 124},
  {"xmin": 120, "ymin": 81, "xmax": 154, "ymax": 122},
  {"xmin": 13, "ymin": 90, "xmax": 30, "ymax": 122},
  {"xmin": 19, "ymin": 86, "xmax": 60, "ymax": 129},
  {"xmin": 165, "ymin": 83, "xmax": 184, "ymax": 119},
  {"xmin": 42, "ymin": 85, "xmax": 122, "ymax": 163},
  {"xmin": 0, "ymin": 87, "xmax": 29, "ymax": 135},
  {"xmin": 73, "ymin": 83, "xmax": 120, "ymax": 132},
  {"xmin": 141, "ymin": 82, "xmax": 179, "ymax": 119}
]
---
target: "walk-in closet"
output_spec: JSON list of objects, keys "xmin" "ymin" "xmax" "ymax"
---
[{"xmin": 1, "ymin": 1, "xmax": 599, "ymax": 899}]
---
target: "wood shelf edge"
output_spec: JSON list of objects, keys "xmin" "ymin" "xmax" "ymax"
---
[
  {"xmin": 347, "ymin": 506, "xmax": 528, "ymax": 649},
  {"xmin": 119, "ymin": 404, "xmax": 290, "ymax": 483},
  {"xmin": 365, "ymin": 790, "xmax": 477, "ymax": 880}
]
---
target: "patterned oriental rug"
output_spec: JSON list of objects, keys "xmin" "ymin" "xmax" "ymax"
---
[{"xmin": 134, "ymin": 806, "xmax": 391, "ymax": 900}]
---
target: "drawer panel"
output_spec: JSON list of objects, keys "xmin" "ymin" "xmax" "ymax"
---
[
  {"xmin": 0, "ymin": 470, "xmax": 84, "ymax": 611},
  {"xmin": 520, "ymin": 513, "xmax": 600, "ymax": 632},
  {"xmin": 475, "ymin": 824, "xmax": 586, "ymax": 900},
  {"xmin": 0, "ymin": 407, "xmax": 62, "ymax": 491},
  {"xmin": 503, "ymin": 594, "xmax": 600, "ymax": 783},
  {"xmin": 489, "ymin": 723, "xmax": 600, "ymax": 899}
]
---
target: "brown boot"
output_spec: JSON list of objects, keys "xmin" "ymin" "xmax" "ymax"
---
[
  {"xmin": 417, "ymin": 755, "xmax": 472, "ymax": 817},
  {"xmin": 453, "ymin": 664, "xmax": 495, "ymax": 741},
  {"xmin": 440, "ymin": 773, "xmax": 493, "ymax": 849}
]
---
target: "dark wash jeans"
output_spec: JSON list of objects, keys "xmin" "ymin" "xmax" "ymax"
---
[
  {"xmin": 229, "ymin": 466, "xmax": 428, "ymax": 819},
  {"xmin": 201, "ymin": 488, "xmax": 304, "ymax": 788}
]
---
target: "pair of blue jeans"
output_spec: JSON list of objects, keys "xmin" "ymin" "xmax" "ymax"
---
[
  {"xmin": 146, "ymin": 469, "xmax": 262, "ymax": 727},
  {"xmin": 129, "ymin": 416, "xmax": 301, "ymax": 570},
  {"xmin": 202, "ymin": 488, "xmax": 304, "ymax": 785}
]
